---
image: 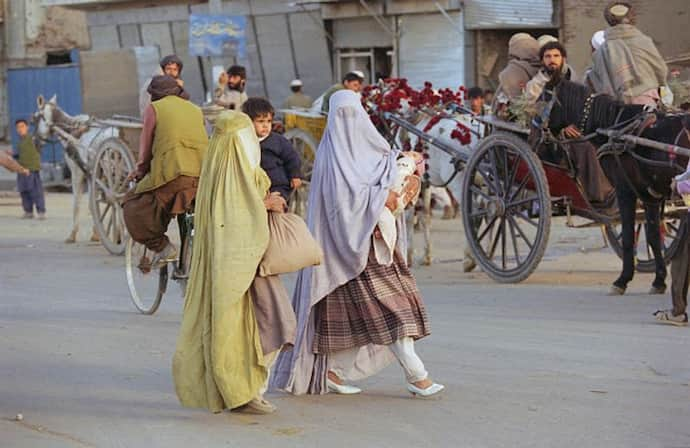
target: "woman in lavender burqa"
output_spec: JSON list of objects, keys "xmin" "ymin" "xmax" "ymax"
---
[{"xmin": 271, "ymin": 89, "xmax": 444, "ymax": 397}]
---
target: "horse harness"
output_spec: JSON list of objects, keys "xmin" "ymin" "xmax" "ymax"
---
[{"xmin": 596, "ymin": 105, "xmax": 688, "ymax": 203}]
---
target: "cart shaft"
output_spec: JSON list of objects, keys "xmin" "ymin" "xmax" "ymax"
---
[
  {"xmin": 596, "ymin": 128, "xmax": 690, "ymax": 158},
  {"xmin": 383, "ymin": 112, "xmax": 470, "ymax": 162}
]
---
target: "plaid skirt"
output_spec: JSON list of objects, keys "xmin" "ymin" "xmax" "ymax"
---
[{"xmin": 312, "ymin": 249, "xmax": 430, "ymax": 354}]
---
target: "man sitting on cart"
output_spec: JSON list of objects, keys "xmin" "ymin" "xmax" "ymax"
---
[
  {"xmin": 493, "ymin": 33, "xmax": 541, "ymax": 118},
  {"xmin": 124, "ymin": 75, "xmax": 208, "ymax": 266},
  {"xmin": 529, "ymin": 42, "xmax": 616, "ymax": 209}
]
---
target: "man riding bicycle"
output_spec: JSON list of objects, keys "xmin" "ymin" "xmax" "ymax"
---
[{"xmin": 124, "ymin": 75, "xmax": 207, "ymax": 267}]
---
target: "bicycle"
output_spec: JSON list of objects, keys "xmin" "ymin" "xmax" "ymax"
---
[{"xmin": 125, "ymin": 212, "xmax": 194, "ymax": 314}]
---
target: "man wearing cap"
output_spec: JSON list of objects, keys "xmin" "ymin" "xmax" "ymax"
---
[
  {"xmin": 214, "ymin": 65, "xmax": 248, "ymax": 110},
  {"xmin": 124, "ymin": 75, "xmax": 207, "ymax": 267},
  {"xmin": 320, "ymin": 71, "xmax": 365, "ymax": 115},
  {"xmin": 139, "ymin": 55, "xmax": 190, "ymax": 116},
  {"xmin": 282, "ymin": 79, "xmax": 313, "ymax": 109},
  {"xmin": 590, "ymin": 1, "xmax": 667, "ymax": 106},
  {"xmin": 494, "ymin": 33, "xmax": 541, "ymax": 116},
  {"xmin": 584, "ymin": 31, "xmax": 606, "ymax": 89}
]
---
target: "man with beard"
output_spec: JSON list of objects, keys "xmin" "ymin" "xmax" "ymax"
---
[
  {"xmin": 525, "ymin": 41, "xmax": 577, "ymax": 106},
  {"xmin": 139, "ymin": 55, "xmax": 190, "ymax": 116},
  {"xmin": 530, "ymin": 43, "xmax": 615, "ymax": 208},
  {"xmin": 214, "ymin": 65, "xmax": 248, "ymax": 110}
]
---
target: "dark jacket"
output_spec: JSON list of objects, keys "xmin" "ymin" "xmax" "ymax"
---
[{"xmin": 260, "ymin": 132, "xmax": 302, "ymax": 200}]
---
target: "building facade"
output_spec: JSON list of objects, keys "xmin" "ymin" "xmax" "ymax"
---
[{"xmin": 3, "ymin": 0, "xmax": 690, "ymax": 141}]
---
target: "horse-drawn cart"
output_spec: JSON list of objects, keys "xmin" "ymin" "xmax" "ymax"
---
[
  {"xmin": 377, "ymin": 95, "xmax": 689, "ymax": 285},
  {"xmin": 34, "ymin": 95, "xmax": 139, "ymax": 255}
]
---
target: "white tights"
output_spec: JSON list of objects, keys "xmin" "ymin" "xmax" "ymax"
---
[
  {"xmin": 330, "ymin": 337, "xmax": 428, "ymax": 384},
  {"xmin": 389, "ymin": 337, "xmax": 428, "ymax": 383}
]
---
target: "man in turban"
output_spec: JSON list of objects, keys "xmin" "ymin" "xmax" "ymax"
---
[
  {"xmin": 589, "ymin": 2, "xmax": 667, "ymax": 106},
  {"xmin": 493, "ymin": 33, "xmax": 542, "ymax": 115},
  {"xmin": 124, "ymin": 75, "xmax": 207, "ymax": 266}
]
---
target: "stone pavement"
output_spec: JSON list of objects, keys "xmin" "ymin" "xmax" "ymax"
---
[{"xmin": 1, "ymin": 193, "xmax": 689, "ymax": 448}]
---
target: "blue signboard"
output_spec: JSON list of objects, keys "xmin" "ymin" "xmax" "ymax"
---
[{"xmin": 189, "ymin": 14, "xmax": 247, "ymax": 58}]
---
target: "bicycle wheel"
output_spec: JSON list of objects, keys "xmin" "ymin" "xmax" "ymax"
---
[
  {"xmin": 173, "ymin": 218, "xmax": 194, "ymax": 295},
  {"xmin": 125, "ymin": 238, "xmax": 168, "ymax": 315}
]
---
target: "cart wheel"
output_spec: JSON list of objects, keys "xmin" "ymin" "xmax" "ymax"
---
[
  {"xmin": 604, "ymin": 204, "xmax": 687, "ymax": 272},
  {"xmin": 285, "ymin": 128, "xmax": 317, "ymax": 217},
  {"xmin": 461, "ymin": 132, "xmax": 551, "ymax": 283},
  {"xmin": 284, "ymin": 128, "xmax": 317, "ymax": 182},
  {"xmin": 89, "ymin": 137, "xmax": 134, "ymax": 255}
]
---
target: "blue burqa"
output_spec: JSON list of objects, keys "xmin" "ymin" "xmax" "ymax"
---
[{"xmin": 270, "ymin": 90, "xmax": 403, "ymax": 394}]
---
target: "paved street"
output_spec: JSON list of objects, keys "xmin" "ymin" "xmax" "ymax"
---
[{"xmin": 1, "ymin": 193, "xmax": 689, "ymax": 448}]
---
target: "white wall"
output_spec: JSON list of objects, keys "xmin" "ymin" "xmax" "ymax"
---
[{"xmin": 398, "ymin": 12, "xmax": 466, "ymax": 89}]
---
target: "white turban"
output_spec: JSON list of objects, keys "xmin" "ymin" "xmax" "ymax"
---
[{"xmin": 591, "ymin": 30, "xmax": 605, "ymax": 50}]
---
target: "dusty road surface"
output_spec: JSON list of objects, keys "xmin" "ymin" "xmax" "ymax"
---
[{"xmin": 1, "ymin": 193, "xmax": 689, "ymax": 448}]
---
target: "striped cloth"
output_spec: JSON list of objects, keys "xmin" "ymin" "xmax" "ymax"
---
[{"xmin": 312, "ymin": 250, "xmax": 430, "ymax": 354}]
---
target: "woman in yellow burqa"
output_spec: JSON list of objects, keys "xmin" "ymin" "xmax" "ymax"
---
[{"xmin": 172, "ymin": 110, "xmax": 295, "ymax": 414}]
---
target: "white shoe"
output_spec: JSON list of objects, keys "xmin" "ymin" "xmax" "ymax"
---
[
  {"xmin": 326, "ymin": 379, "xmax": 362, "ymax": 395},
  {"xmin": 407, "ymin": 382, "xmax": 445, "ymax": 397}
]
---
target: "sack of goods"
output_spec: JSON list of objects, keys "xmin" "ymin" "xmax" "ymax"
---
[{"xmin": 259, "ymin": 212, "xmax": 323, "ymax": 277}]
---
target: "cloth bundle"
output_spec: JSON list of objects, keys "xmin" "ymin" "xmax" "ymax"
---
[
  {"xmin": 373, "ymin": 154, "xmax": 422, "ymax": 266},
  {"xmin": 259, "ymin": 212, "xmax": 323, "ymax": 277}
]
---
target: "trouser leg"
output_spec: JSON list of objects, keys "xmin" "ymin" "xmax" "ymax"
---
[
  {"xmin": 122, "ymin": 190, "xmax": 171, "ymax": 252},
  {"xmin": 20, "ymin": 191, "xmax": 33, "ymax": 213},
  {"xmin": 388, "ymin": 337, "xmax": 428, "ymax": 383},
  {"xmin": 670, "ymin": 225, "xmax": 690, "ymax": 316},
  {"xmin": 32, "ymin": 175, "xmax": 46, "ymax": 214}
]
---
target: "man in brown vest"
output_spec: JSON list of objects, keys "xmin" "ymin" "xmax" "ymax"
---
[{"xmin": 124, "ymin": 75, "xmax": 208, "ymax": 265}]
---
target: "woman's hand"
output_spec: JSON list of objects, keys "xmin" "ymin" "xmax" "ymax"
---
[
  {"xmin": 264, "ymin": 192, "xmax": 287, "ymax": 213},
  {"xmin": 385, "ymin": 190, "xmax": 400, "ymax": 211}
]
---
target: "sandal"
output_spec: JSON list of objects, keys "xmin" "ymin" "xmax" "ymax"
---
[{"xmin": 653, "ymin": 310, "xmax": 688, "ymax": 327}]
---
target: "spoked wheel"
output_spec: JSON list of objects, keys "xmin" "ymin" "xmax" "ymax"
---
[
  {"xmin": 284, "ymin": 128, "xmax": 317, "ymax": 217},
  {"xmin": 89, "ymin": 137, "xmax": 135, "ymax": 255},
  {"xmin": 461, "ymin": 132, "xmax": 551, "ymax": 283},
  {"xmin": 604, "ymin": 201, "xmax": 688, "ymax": 272},
  {"xmin": 125, "ymin": 238, "xmax": 168, "ymax": 315},
  {"xmin": 124, "ymin": 216, "xmax": 191, "ymax": 315}
]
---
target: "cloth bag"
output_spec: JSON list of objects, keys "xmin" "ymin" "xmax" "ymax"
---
[{"xmin": 259, "ymin": 212, "xmax": 323, "ymax": 277}]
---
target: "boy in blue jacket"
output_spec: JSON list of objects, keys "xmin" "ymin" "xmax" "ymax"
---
[{"xmin": 242, "ymin": 98, "xmax": 302, "ymax": 200}]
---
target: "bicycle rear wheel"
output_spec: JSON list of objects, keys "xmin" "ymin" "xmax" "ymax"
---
[{"xmin": 125, "ymin": 238, "xmax": 168, "ymax": 315}]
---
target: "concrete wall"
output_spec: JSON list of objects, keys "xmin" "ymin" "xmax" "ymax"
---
[
  {"xmin": 84, "ymin": 0, "xmax": 333, "ymax": 112},
  {"xmin": 561, "ymin": 0, "xmax": 690, "ymax": 75}
]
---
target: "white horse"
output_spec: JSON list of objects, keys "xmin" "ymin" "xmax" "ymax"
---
[
  {"xmin": 34, "ymin": 95, "xmax": 119, "ymax": 243},
  {"xmin": 394, "ymin": 110, "xmax": 485, "ymax": 269}
]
